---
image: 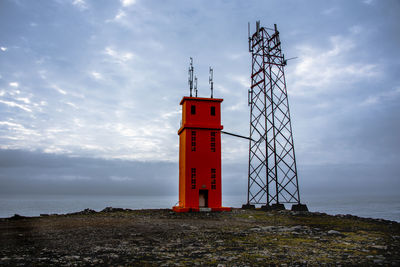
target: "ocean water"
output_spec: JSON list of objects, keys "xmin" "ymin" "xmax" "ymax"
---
[{"xmin": 0, "ymin": 193, "xmax": 399, "ymax": 222}]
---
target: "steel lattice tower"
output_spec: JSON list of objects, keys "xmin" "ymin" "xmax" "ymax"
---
[{"xmin": 245, "ymin": 23, "xmax": 307, "ymax": 211}]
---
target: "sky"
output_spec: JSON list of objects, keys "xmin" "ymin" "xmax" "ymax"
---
[{"xmin": 0, "ymin": 0, "xmax": 399, "ymax": 202}]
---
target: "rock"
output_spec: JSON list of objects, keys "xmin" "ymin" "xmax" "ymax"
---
[
  {"xmin": 9, "ymin": 214, "xmax": 27, "ymax": 220},
  {"xmin": 111, "ymin": 253, "xmax": 119, "ymax": 258},
  {"xmin": 101, "ymin": 207, "xmax": 125, "ymax": 213},
  {"xmin": 371, "ymin": 245, "xmax": 387, "ymax": 250},
  {"xmin": 260, "ymin": 226, "xmax": 276, "ymax": 231},
  {"xmin": 81, "ymin": 208, "xmax": 96, "ymax": 214},
  {"xmin": 69, "ymin": 209, "xmax": 97, "ymax": 215},
  {"xmin": 289, "ymin": 225, "xmax": 303, "ymax": 232},
  {"xmin": 0, "ymin": 208, "xmax": 398, "ymax": 266},
  {"xmin": 63, "ymin": 255, "xmax": 80, "ymax": 260},
  {"xmin": 327, "ymin": 230, "xmax": 342, "ymax": 235},
  {"xmin": 92, "ymin": 259, "xmax": 102, "ymax": 264}
]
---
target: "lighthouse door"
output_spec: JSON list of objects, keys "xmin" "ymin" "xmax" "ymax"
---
[{"xmin": 199, "ymin": 190, "xmax": 208, "ymax": 208}]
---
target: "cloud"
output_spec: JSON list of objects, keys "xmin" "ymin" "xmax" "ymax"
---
[
  {"xmin": 72, "ymin": 0, "xmax": 88, "ymax": 10},
  {"xmin": 52, "ymin": 85, "xmax": 67, "ymax": 95},
  {"xmin": 360, "ymin": 87, "xmax": 400, "ymax": 106},
  {"xmin": 8, "ymin": 90, "xmax": 20, "ymax": 95},
  {"xmin": 121, "ymin": 0, "xmax": 136, "ymax": 7},
  {"xmin": 0, "ymin": 121, "xmax": 39, "ymax": 143},
  {"xmin": 105, "ymin": 9, "xmax": 128, "ymax": 24},
  {"xmin": 9, "ymin": 82, "xmax": 19, "ymax": 88},
  {"xmin": 110, "ymin": 175, "xmax": 133, "ymax": 182},
  {"xmin": 0, "ymin": 47, "xmax": 7, "ymax": 52},
  {"xmin": 349, "ymin": 25, "xmax": 363, "ymax": 34},
  {"xmin": 16, "ymin": 97, "xmax": 30, "ymax": 104},
  {"xmin": 104, "ymin": 46, "xmax": 134, "ymax": 63},
  {"xmin": 160, "ymin": 109, "xmax": 180, "ymax": 119},
  {"xmin": 291, "ymin": 35, "xmax": 381, "ymax": 96},
  {"xmin": 228, "ymin": 74, "xmax": 249, "ymax": 89},
  {"xmin": 0, "ymin": 149, "xmax": 178, "ymax": 196},
  {"xmin": 0, "ymin": 100, "xmax": 32, "ymax": 112},
  {"xmin": 91, "ymin": 71, "xmax": 103, "ymax": 80},
  {"xmin": 226, "ymin": 102, "xmax": 245, "ymax": 111},
  {"xmin": 0, "ymin": 121, "xmax": 24, "ymax": 128},
  {"xmin": 65, "ymin": 102, "xmax": 79, "ymax": 109},
  {"xmin": 114, "ymin": 10, "xmax": 126, "ymax": 21}
]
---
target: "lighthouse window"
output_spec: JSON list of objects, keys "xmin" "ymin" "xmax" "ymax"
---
[
  {"xmin": 191, "ymin": 105, "xmax": 196, "ymax": 115},
  {"xmin": 211, "ymin": 168, "xmax": 216, "ymax": 189},
  {"xmin": 210, "ymin": 132, "xmax": 216, "ymax": 152},
  {"xmin": 211, "ymin": 106, "xmax": 215, "ymax": 116},
  {"xmin": 191, "ymin": 168, "xmax": 196, "ymax": 189},
  {"xmin": 191, "ymin": 131, "xmax": 196, "ymax": 151}
]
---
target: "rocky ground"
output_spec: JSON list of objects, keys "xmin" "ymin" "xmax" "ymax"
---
[{"xmin": 0, "ymin": 208, "xmax": 399, "ymax": 266}]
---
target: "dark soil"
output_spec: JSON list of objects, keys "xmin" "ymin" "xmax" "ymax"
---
[{"xmin": 0, "ymin": 208, "xmax": 399, "ymax": 266}]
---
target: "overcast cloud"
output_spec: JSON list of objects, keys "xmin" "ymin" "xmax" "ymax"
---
[{"xmin": 0, "ymin": 0, "xmax": 399, "ymax": 200}]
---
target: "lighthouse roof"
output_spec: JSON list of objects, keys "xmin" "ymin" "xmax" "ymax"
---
[{"xmin": 180, "ymin": 96, "xmax": 223, "ymax": 105}]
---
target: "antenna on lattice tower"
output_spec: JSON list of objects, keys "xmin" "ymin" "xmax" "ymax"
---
[
  {"xmin": 283, "ymin": 56, "xmax": 298, "ymax": 66},
  {"xmin": 248, "ymin": 22, "xmax": 252, "ymax": 52},
  {"xmin": 256, "ymin": 20, "xmax": 261, "ymax": 40},
  {"xmin": 209, "ymin": 67, "xmax": 214, "ymax": 98},
  {"xmin": 188, "ymin": 57, "xmax": 194, "ymax": 97}
]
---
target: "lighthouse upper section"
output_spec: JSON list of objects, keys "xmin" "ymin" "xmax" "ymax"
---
[{"xmin": 178, "ymin": 97, "xmax": 223, "ymax": 135}]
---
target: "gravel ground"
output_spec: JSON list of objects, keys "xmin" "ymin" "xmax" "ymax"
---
[{"xmin": 0, "ymin": 208, "xmax": 399, "ymax": 266}]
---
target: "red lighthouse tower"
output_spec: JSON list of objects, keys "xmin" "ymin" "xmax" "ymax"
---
[{"xmin": 173, "ymin": 96, "xmax": 231, "ymax": 212}]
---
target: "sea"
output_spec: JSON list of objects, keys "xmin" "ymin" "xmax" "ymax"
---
[{"xmin": 0, "ymin": 193, "xmax": 399, "ymax": 222}]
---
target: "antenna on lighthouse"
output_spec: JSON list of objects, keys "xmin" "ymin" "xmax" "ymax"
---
[
  {"xmin": 194, "ymin": 76, "xmax": 198, "ymax": 97},
  {"xmin": 188, "ymin": 57, "xmax": 194, "ymax": 97},
  {"xmin": 209, "ymin": 67, "xmax": 214, "ymax": 98}
]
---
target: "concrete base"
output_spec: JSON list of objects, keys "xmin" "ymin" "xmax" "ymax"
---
[
  {"xmin": 260, "ymin": 205, "xmax": 272, "ymax": 211},
  {"xmin": 210, "ymin": 207, "xmax": 231, "ymax": 212},
  {"xmin": 172, "ymin": 206, "xmax": 231, "ymax": 213},
  {"xmin": 270, "ymin": 203, "xmax": 286, "ymax": 210},
  {"xmin": 242, "ymin": 204, "xmax": 255, "ymax": 209},
  {"xmin": 199, "ymin": 208, "xmax": 212, "ymax": 212},
  {"xmin": 291, "ymin": 203, "xmax": 309, "ymax": 212}
]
